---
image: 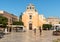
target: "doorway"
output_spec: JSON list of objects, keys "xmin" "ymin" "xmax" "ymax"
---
[{"xmin": 29, "ymin": 23, "xmax": 32, "ymax": 30}]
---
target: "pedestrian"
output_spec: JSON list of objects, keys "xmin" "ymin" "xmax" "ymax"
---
[
  {"xmin": 39, "ymin": 27, "xmax": 42, "ymax": 35},
  {"xmin": 34, "ymin": 28, "xmax": 36, "ymax": 35}
]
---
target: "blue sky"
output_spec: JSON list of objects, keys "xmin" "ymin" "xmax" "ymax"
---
[{"xmin": 0, "ymin": 0, "xmax": 60, "ymax": 18}]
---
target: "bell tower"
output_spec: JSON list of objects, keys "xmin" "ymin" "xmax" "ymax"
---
[{"xmin": 26, "ymin": 3, "xmax": 37, "ymax": 11}]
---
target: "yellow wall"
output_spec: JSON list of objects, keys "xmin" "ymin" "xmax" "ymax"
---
[
  {"xmin": 22, "ymin": 4, "xmax": 46, "ymax": 30},
  {"xmin": 22, "ymin": 11, "xmax": 46, "ymax": 30}
]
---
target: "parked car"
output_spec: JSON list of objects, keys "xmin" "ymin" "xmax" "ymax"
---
[
  {"xmin": 53, "ymin": 28, "xmax": 60, "ymax": 36},
  {"xmin": 53, "ymin": 31, "xmax": 60, "ymax": 36}
]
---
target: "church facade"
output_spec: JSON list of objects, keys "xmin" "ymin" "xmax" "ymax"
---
[{"xmin": 22, "ymin": 4, "xmax": 46, "ymax": 30}]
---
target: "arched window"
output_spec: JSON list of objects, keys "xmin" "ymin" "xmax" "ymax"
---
[
  {"xmin": 27, "ymin": 7, "xmax": 29, "ymax": 9},
  {"xmin": 30, "ymin": 7, "xmax": 31, "ymax": 9},
  {"xmin": 29, "ymin": 15, "xmax": 32, "ymax": 19}
]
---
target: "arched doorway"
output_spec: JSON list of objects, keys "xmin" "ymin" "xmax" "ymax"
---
[{"xmin": 29, "ymin": 23, "xmax": 32, "ymax": 30}]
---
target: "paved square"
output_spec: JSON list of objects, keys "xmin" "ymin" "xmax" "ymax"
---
[{"xmin": 0, "ymin": 30, "xmax": 60, "ymax": 42}]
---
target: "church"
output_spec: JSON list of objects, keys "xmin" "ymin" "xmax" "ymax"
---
[{"xmin": 22, "ymin": 3, "xmax": 46, "ymax": 30}]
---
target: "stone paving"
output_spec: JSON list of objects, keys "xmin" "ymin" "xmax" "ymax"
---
[{"xmin": 0, "ymin": 30, "xmax": 60, "ymax": 42}]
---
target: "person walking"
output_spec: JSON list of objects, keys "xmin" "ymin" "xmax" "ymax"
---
[
  {"xmin": 34, "ymin": 28, "xmax": 36, "ymax": 35},
  {"xmin": 39, "ymin": 27, "xmax": 42, "ymax": 35}
]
